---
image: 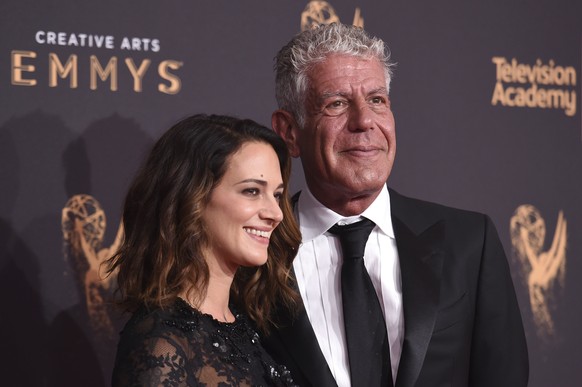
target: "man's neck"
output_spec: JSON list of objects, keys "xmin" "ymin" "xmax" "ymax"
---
[{"xmin": 310, "ymin": 188, "xmax": 381, "ymax": 216}]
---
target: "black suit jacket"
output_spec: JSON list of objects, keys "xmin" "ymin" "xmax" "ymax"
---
[{"xmin": 263, "ymin": 189, "xmax": 529, "ymax": 387}]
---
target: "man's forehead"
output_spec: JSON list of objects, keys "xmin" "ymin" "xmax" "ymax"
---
[
  {"xmin": 307, "ymin": 54, "xmax": 384, "ymax": 80},
  {"xmin": 308, "ymin": 67, "xmax": 387, "ymax": 94}
]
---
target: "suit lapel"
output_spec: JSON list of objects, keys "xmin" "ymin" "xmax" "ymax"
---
[
  {"xmin": 273, "ymin": 303, "xmax": 337, "ymax": 386},
  {"xmin": 273, "ymin": 191, "xmax": 336, "ymax": 386},
  {"xmin": 391, "ymin": 192, "xmax": 445, "ymax": 387}
]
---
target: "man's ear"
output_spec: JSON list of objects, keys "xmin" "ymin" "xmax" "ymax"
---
[{"xmin": 272, "ymin": 109, "xmax": 301, "ymax": 157}]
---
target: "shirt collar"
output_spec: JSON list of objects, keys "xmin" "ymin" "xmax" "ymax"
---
[{"xmin": 296, "ymin": 185, "xmax": 394, "ymax": 242}]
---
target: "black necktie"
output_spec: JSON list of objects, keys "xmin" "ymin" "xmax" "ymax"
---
[{"xmin": 329, "ymin": 218, "xmax": 393, "ymax": 387}]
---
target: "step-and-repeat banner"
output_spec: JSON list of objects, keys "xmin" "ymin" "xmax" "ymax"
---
[{"xmin": 1, "ymin": 0, "xmax": 580, "ymax": 385}]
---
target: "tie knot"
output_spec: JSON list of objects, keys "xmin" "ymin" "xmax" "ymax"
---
[{"xmin": 328, "ymin": 218, "xmax": 376, "ymax": 261}]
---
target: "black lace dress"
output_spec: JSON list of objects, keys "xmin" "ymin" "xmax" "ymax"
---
[{"xmin": 111, "ymin": 298, "xmax": 296, "ymax": 386}]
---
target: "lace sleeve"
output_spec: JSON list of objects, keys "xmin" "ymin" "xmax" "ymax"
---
[{"xmin": 112, "ymin": 326, "xmax": 194, "ymax": 387}]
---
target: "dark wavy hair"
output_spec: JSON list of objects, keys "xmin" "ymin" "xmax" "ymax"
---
[{"xmin": 105, "ymin": 114, "xmax": 301, "ymax": 332}]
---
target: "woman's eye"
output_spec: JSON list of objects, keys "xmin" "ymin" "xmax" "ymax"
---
[
  {"xmin": 274, "ymin": 191, "xmax": 284, "ymax": 202},
  {"xmin": 243, "ymin": 188, "xmax": 259, "ymax": 196}
]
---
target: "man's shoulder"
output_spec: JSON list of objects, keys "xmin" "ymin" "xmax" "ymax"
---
[{"xmin": 388, "ymin": 188, "xmax": 489, "ymax": 229}]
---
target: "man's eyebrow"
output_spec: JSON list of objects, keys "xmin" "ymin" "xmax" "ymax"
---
[
  {"xmin": 320, "ymin": 91, "xmax": 349, "ymax": 99},
  {"xmin": 319, "ymin": 87, "xmax": 388, "ymax": 101},
  {"xmin": 367, "ymin": 87, "xmax": 388, "ymax": 96}
]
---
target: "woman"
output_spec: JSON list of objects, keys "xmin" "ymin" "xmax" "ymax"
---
[{"xmin": 106, "ymin": 114, "xmax": 301, "ymax": 386}]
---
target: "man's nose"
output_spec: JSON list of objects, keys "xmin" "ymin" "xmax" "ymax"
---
[{"xmin": 348, "ymin": 101, "xmax": 374, "ymax": 132}]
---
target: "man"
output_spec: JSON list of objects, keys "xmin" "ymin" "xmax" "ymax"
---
[{"xmin": 264, "ymin": 23, "xmax": 529, "ymax": 387}]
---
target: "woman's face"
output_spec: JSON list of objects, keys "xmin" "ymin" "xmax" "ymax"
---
[{"xmin": 202, "ymin": 141, "xmax": 284, "ymax": 276}]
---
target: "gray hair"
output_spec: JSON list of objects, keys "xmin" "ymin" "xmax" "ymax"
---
[{"xmin": 274, "ymin": 23, "xmax": 394, "ymax": 127}]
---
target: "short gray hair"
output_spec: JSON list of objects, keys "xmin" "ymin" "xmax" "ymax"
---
[{"xmin": 274, "ymin": 23, "xmax": 394, "ymax": 127}]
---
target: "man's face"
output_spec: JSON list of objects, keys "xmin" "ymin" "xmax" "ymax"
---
[{"xmin": 294, "ymin": 54, "xmax": 396, "ymax": 213}]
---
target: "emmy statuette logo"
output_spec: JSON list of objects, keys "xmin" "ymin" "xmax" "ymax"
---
[
  {"xmin": 510, "ymin": 205, "xmax": 567, "ymax": 340},
  {"xmin": 61, "ymin": 194, "xmax": 122, "ymax": 336},
  {"xmin": 301, "ymin": 1, "xmax": 364, "ymax": 31}
]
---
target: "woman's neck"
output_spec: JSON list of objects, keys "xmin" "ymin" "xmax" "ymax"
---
[
  {"xmin": 201, "ymin": 283, "xmax": 235, "ymax": 322},
  {"xmin": 184, "ymin": 271, "xmax": 235, "ymax": 323}
]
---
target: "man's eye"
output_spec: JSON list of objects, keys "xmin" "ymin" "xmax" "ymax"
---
[
  {"xmin": 328, "ymin": 100, "xmax": 346, "ymax": 109},
  {"xmin": 371, "ymin": 96, "xmax": 385, "ymax": 104}
]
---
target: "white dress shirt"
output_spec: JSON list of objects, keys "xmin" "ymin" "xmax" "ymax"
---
[{"xmin": 293, "ymin": 185, "xmax": 403, "ymax": 387}]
